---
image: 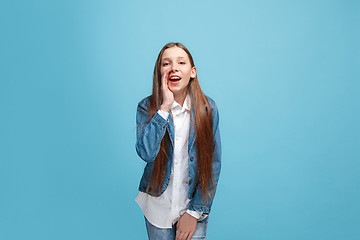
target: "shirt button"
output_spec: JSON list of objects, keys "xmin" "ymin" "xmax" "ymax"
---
[
  {"xmin": 189, "ymin": 179, "xmax": 192, "ymax": 184},
  {"xmin": 190, "ymin": 156, "xmax": 194, "ymax": 161}
]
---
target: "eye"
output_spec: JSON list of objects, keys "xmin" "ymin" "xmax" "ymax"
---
[
  {"xmin": 162, "ymin": 63, "xmax": 169, "ymax": 66},
  {"xmin": 179, "ymin": 62, "xmax": 185, "ymax": 64}
]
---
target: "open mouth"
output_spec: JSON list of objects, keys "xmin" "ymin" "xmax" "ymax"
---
[{"xmin": 169, "ymin": 76, "xmax": 181, "ymax": 82}]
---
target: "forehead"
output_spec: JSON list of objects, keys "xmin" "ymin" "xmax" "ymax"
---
[{"xmin": 162, "ymin": 47, "xmax": 189, "ymax": 61}]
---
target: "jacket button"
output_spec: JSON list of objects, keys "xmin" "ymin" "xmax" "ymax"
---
[
  {"xmin": 190, "ymin": 156, "xmax": 194, "ymax": 161},
  {"xmin": 189, "ymin": 179, "xmax": 192, "ymax": 184}
]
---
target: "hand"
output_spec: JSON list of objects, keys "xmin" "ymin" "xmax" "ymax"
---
[
  {"xmin": 160, "ymin": 68, "xmax": 174, "ymax": 111},
  {"xmin": 175, "ymin": 212, "xmax": 198, "ymax": 240}
]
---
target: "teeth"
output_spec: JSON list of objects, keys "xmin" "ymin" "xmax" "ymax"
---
[{"xmin": 170, "ymin": 77, "xmax": 181, "ymax": 80}]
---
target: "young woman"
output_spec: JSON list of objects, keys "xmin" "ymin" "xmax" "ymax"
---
[{"xmin": 135, "ymin": 42, "xmax": 221, "ymax": 240}]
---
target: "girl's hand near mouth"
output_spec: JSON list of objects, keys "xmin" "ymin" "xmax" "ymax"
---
[{"xmin": 160, "ymin": 68, "xmax": 174, "ymax": 112}]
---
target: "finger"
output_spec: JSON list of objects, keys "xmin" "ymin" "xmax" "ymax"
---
[
  {"xmin": 183, "ymin": 231, "xmax": 190, "ymax": 240},
  {"xmin": 161, "ymin": 68, "xmax": 171, "ymax": 88},
  {"xmin": 165, "ymin": 68, "xmax": 171, "ymax": 86},
  {"xmin": 175, "ymin": 231, "xmax": 180, "ymax": 240},
  {"xmin": 188, "ymin": 231, "xmax": 194, "ymax": 240},
  {"xmin": 161, "ymin": 70, "xmax": 166, "ymax": 88},
  {"xmin": 175, "ymin": 230, "xmax": 185, "ymax": 240},
  {"xmin": 162, "ymin": 68, "xmax": 171, "ymax": 81},
  {"xmin": 176, "ymin": 231, "xmax": 185, "ymax": 240}
]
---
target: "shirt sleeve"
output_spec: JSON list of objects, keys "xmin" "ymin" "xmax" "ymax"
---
[
  {"xmin": 185, "ymin": 209, "xmax": 203, "ymax": 219},
  {"xmin": 157, "ymin": 109, "xmax": 169, "ymax": 120}
]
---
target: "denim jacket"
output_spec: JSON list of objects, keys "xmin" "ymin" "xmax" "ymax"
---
[{"xmin": 135, "ymin": 95, "xmax": 221, "ymax": 214}]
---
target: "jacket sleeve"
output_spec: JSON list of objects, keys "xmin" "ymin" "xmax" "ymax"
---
[
  {"xmin": 135, "ymin": 101, "xmax": 170, "ymax": 163},
  {"xmin": 187, "ymin": 102, "xmax": 222, "ymax": 214}
]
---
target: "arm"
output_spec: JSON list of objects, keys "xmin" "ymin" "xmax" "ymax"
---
[
  {"xmin": 135, "ymin": 68, "xmax": 174, "ymax": 162},
  {"xmin": 135, "ymin": 101, "xmax": 170, "ymax": 163}
]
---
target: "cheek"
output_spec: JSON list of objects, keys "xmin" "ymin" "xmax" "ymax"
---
[
  {"xmin": 184, "ymin": 67, "xmax": 193, "ymax": 76},
  {"xmin": 182, "ymin": 78, "xmax": 190, "ymax": 86}
]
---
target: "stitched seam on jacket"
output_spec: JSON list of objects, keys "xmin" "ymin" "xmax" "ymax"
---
[{"xmin": 153, "ymin": 114, "xmax": 168, "ymax": 128}]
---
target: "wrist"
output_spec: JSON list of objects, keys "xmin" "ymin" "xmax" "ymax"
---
[{"xmin": 160, "ymin": 104, "xmax": 171, "ymax": 112}]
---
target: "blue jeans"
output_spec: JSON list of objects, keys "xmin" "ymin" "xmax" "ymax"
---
[{"xmin": 144, "ymin": 215, "xmax": 209, "ymax": 240}]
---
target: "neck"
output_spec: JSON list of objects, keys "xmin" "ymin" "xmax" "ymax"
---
[{"xmin": 174, "ymin": 89, "xmax": 188, "ymax": 107}]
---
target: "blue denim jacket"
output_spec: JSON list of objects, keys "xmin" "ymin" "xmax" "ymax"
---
[{"xmin": 135, "ymin": 95, "xmax": 221, "ymax": 214}]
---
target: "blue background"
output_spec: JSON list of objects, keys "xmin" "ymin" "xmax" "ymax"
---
[{"xmin": 1, "ymin": 0, "xmax": 359, "ymax": 239}]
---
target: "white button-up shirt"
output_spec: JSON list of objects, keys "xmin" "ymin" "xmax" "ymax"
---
[{"xmin": 135, "ymin": 93, "xmax": 207, "ymax": 228}]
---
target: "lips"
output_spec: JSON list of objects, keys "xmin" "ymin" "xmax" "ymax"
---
[{"xmin": 169, "ymin": 75, "xmax": 181, "ymax": 81}]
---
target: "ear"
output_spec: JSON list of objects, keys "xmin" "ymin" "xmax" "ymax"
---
[{"xmin": 190, "ymin": 66, "xmax": 197, "ymax": 78}]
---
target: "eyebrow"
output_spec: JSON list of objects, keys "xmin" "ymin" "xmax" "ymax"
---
[{"xmin": 162, "ymin": 57, "xmax": 186, "ymax": 61}]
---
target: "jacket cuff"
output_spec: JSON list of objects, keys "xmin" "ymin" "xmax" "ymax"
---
[
  {"xmin": 187, "ymin": 203, "xmax": 210, "ymax": 214},
  {"xmin": 152, "ymin": 111, "xmax": 169, "ymax": 127},
  {"xmin": 157, "ymin": 109, "xmax": 169, "ymax": 121}
]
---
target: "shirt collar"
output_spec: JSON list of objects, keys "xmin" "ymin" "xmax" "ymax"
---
[{"xmin": 171, "ymin": 93, "xmax": 191, "ymax": 111}]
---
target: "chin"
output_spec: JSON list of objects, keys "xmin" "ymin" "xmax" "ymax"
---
[
  {"xmin": 169, "ymin": 86, "xmax": 179, "ymax": 92},
  {"xmin": 169, "ymin": 88, "xmax": 178, "ymax": 94}
]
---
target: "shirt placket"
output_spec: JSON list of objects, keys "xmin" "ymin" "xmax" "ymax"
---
[{"xmin": 171, "ymin": 107, "xmax": 184, "ymax": 214}]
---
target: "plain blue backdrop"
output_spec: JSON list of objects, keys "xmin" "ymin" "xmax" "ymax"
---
[{"xmin": 1, "ymin": 0, "xmax": 359, "ymax": 239}]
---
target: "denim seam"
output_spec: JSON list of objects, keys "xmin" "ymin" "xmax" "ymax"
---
[{"xmin": 152, "ymin": 125, "xmax": 167, "ymax": 162}]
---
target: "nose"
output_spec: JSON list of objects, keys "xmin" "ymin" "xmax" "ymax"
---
[{"xmin": 171, "ymin": 63, "xmax": 179, "ymax": 71}]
